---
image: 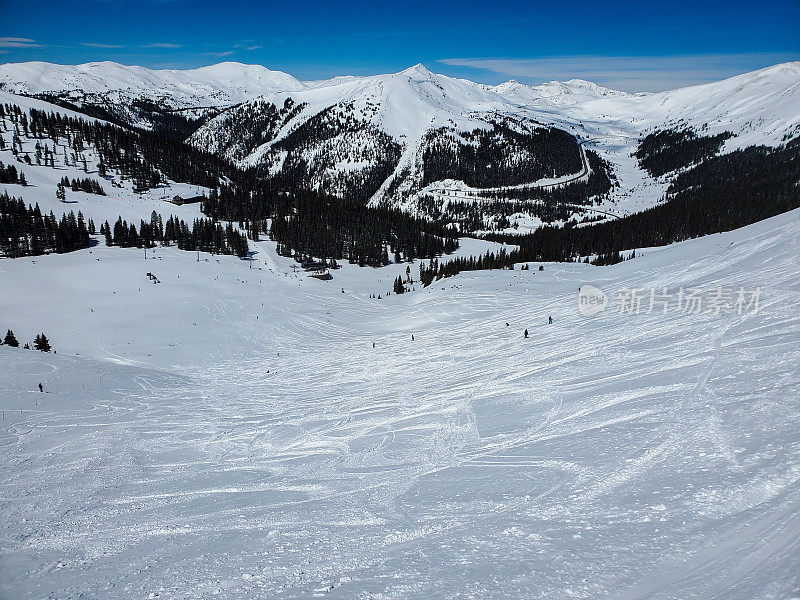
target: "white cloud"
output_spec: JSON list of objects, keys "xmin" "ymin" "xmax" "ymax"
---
[
  {"xmin": 80, "ymin": 42, "xmax": 123, "ymax": 48},
  {"xmin": 0, "ymin": 37, "xmax": 42, "ymax": 48},
  {"xmin": 437, "ymin": 53, "xmax": 799, "ymax": 92},
  {"xmin": 144, "ymin": 43, "xmax": 182, "ymax": 49}
]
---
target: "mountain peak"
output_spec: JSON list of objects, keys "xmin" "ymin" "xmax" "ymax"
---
[
  {"xmin": 494, "ymin": 79, "xmax": 525, "ymax": 91},
  {"xmin": 399, "ymin": 63, "xmax": 433, "ymax": 78}
]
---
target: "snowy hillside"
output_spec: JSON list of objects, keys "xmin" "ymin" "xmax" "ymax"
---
[
  {"xmin": 0, "ymin": 60, "xmax": 305, "ymax": 107},
  {"xmin": 568, "ymin": 61, "xmax": 800, "ymax": 154},
  {"xmin": 0, "ymin": 61, "xmax": 306, "ymax": 140},
  {"xmin": 2, "ymin": 194, "xmax": 799, "ymax": 598},
  {"xmin": 0, "ymin": 89, "xmax": 215, "ymax": 246}
]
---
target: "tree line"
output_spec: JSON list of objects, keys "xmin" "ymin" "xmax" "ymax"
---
[
  {"xmin": 202, "ymin": 182, "xmax": 458, "ymax": 267},
  {"xmin": 4, "ymin": 99, "xmax": 797, "ymax": 276},
  {"xmin": 59, "ymin": 176, "xmax": 105, "ymax": 195},
  {"xmin": 100, "ymin": 211, "xmax": 249, "ymax": 258},
  {"xmin": 415, "ymin": 149, "xmax": 616, "ymax": 230},
  {"xmin": 0, "ymin": 161, "xmax": 27, "ymax": 185},
  {"xmin": 33, "ymin": 93, "xmax": 209, "ymax": 141},
  {"xmin": 1, "ymin": 103, "xmax": 232, "ymax": 191},
  {"xmin": 635, "ymin": 127, "xmax": 733, "ymax": 177},
  {"xmin": 422, "ymin": 120, "xmax": 582, "ymax": 188},
  {"xmin": 2, "ymin": 102, "xmax": 457, "ymax": 266},
  {"xmin": 0, "ymin": 192, "xmax": 91, "ymax": 257}
]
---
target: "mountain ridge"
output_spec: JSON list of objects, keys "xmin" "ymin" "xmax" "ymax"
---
[
  {"xmin": 2, "ymin": 59, "xmax": 798, "ymax": 230},
  {"xmin": 0, "ymin": 60, "xmax": 636, "ymax": 105}
]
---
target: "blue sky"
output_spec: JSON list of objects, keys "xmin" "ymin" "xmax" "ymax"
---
[{"xmin": 2, "ymin": 0, "xmax": 798, "ymax": 91}]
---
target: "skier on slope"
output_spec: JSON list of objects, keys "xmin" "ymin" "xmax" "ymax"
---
[
  {"xmin": 549, "ymin": 316, "xmax": 553, "ymax": 324},
  {"xmin": 524, "ymin": 329, "xmax": 528, "ymax": 339}
]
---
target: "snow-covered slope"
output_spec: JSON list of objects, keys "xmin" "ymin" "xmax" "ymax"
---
[
  {"xmin": 0, "ymin": 61, "xmax": 307, "ymax": 137},
  {"xmin": 572, "ymin": 61, "xmax": 800, "ymax": 148},
  {"xmin": 1, "ymin": 191, "xmax": 798, "ymax": 598},
  {"xmin": 0, "ymin": 60, "xmax": 305, "ymax": 107},
  {"xmin": 634, "ymin": 61, "xmax": 800, "ymax": 147},
  {"xmin": 0, "ymin": 89, "xmax": 212, "ymax": 227},
  {"xmin": 516, "ymin": 61, "xmax": 800, "ymax": 219}
]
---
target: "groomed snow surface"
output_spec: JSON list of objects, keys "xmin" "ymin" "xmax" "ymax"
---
[{"xmin": 2, "ymin": 198, "xmax": 799, "ymax": 598}]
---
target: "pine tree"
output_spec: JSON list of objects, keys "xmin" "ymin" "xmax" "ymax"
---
[
  {"xmin": 34, "ymin": 333, "xmax": 51, "ymax": 352},
  {"xmin": 3, "ymin": 329, "xmax": 19, "ymax": 347},
  {"xmin": 103, "ymin": 221, "xmax": 112, "ymax": 246},
  {"xmin": 393, "ymin": 276, "xmax": 405, "ymax": 294}
]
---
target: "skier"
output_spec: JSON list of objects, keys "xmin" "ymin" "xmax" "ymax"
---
[
  {"xmin": 411, "ymin": 335, "xmax": 414, "ymax": 341},
  {"xmin": 548, "ymin": 316, "xmax": 553, "ymax": 324},
  {"xmin": 38, "ymin": 383, "xmax": 43, "ymax": 393},
  {"xmin": 373, "ymin": 342, "xmax": 376, "ymax": 348},
  {"xmin": 524, "ymin": 329, "xmax": 528, "ymax": 339}
]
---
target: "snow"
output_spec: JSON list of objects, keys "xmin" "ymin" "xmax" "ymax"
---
[
  {"xmin": 0, "ymin": 69, "xmax": 799, "ymax": 599},
  {"xmin": 2, "ymin": 146, "xmax": 799, "ymax": 598},
  {"xmin": 0, "ymin": 61, "xmax": 305, "ymax": 108},
  {"xmin": 491, "ymin": 78, "xmax": 634, "ymax": 105}
]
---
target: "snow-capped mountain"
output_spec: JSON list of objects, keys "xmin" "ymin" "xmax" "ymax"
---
[
  {"xmin": 188, "ymin": 63, "xmax": 595, "ymax": 204},
  {"xmin": 0, "ymin": 61, "xmax": 306, "ymax": 138},
  {"xmin": 2, "ymin": 59, "xmax": 799, "ymax": 223},
  {"xmin": 186, "ymin": 60, "xmax": 800, "ymax": 213},
  {"xmin": 0, "ymin": 60, "xmax": 304, "ymax": 106},
  {"xmin": 490, "ymin": 78, "xmax": 633, "ymax": 104},
  {"xmin": 604, "ymin": 61, "xmax": 800, "ymax": 148}
]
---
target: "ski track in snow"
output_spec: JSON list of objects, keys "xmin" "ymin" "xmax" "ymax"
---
[{"xmin": 1, "ymin": 209, "xmax": 799, "ymax": 598}]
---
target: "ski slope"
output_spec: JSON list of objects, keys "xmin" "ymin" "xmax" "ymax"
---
[{"xmin": 2, "ymin": 202, "xmax": 799, "ymax": 599}]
